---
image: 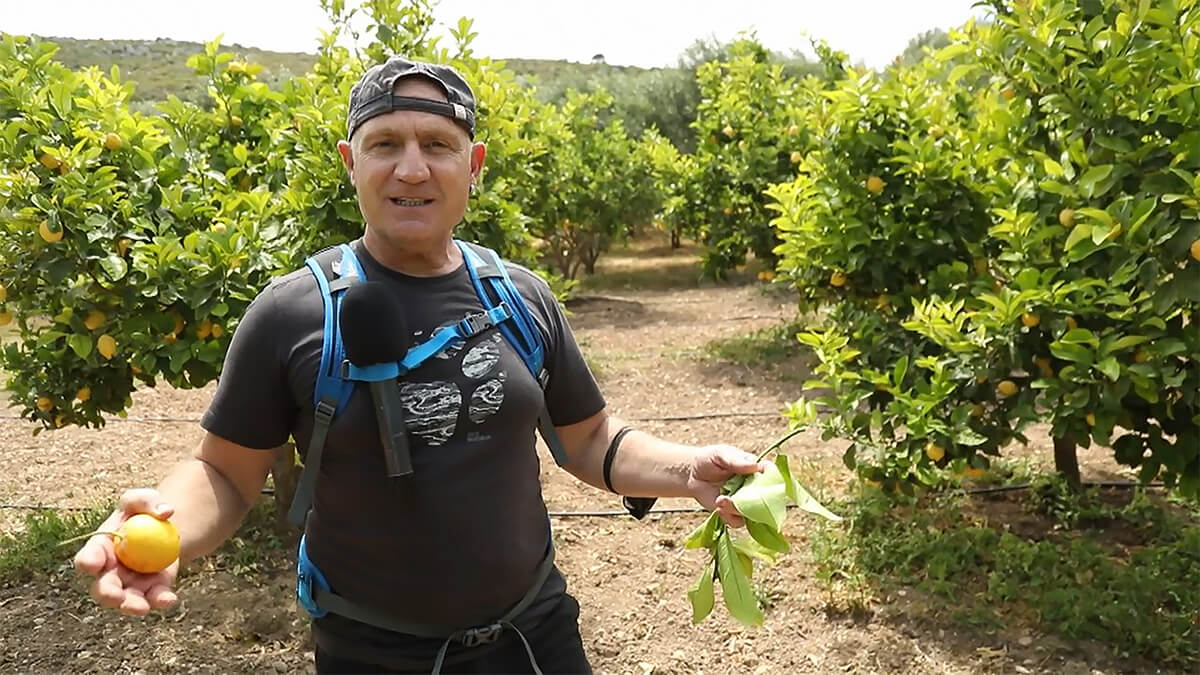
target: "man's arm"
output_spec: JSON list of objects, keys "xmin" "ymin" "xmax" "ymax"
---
[
  {"xmin": 556, "ymin": 409, "xmax": 764, "ymax": 525},
  {"xmin": 160, "ymin": 431, "xmax": 278, "ymax": 562}
]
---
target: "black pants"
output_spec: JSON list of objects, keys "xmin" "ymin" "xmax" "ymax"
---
[{"xmin": 314, "ymin": 595, "xmax": 592, "ymax": 674}]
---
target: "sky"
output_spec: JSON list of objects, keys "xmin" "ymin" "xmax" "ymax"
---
[{"xmin": 1, "ymin": 1, "xmax": 990, "ymax": 70}]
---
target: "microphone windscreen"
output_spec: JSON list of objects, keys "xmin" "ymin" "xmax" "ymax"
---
[{"xmin": 339, "ymin": 281, "xmax": 410, "ymax": 366}]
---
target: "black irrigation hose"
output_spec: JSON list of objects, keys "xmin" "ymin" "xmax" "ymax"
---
[
  {"xmin": 0, "ymin": 410, "xmax": 785, "ymax": 424},
  {"xmin": 1, "ymin": 481, "xmax": 1170, "ymax": 516}
]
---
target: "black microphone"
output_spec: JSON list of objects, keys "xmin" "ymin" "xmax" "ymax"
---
[{"xmin": 339, "ymin": 281, "xmax": 414, "ymax": 478}]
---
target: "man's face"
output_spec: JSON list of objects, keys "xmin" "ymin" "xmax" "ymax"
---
[{"xmin": 338, "ymin": 77, "xmax": 485, "ymax": 252}]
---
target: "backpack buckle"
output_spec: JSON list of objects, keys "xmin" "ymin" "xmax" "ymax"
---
[
  {"xmin": 457, "ymin": 310, "xmax": 495, "ymax": 336},
  {"xmin": 460, "ymin": 622, "xmax": 503, "ymax": 647}
]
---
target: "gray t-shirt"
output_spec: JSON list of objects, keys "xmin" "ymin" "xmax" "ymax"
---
[{"xmin": 200, "ymin": 238, "xmax": 605, "ymax": 666}]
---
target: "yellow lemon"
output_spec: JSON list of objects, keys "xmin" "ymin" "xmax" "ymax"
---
[
  {"xmin": 1190, "ymin": 239, "xmax": 1200, "ymax": 262},
  {"xmin": 1021, "ymin": 312, "xmax": 1040, "ymax": 328},
  {"xmin": 789, "ymin": 151, "xmax": 802, "ymax": 164},
  {"xmin": 969, "ymin": 404, "xmax": 985, "ymax": 418},
  {"xmin": 1065, "ymin": 316, "xmax": 1078, "ymax": 331},
  {"xmin": 866, "ymin": 176, "xmax": 885, "ymax": 195},
  {"xmin": 996, "ymin": 380, "xmax": 1019, "ymax": 398},
  {"xmin": 1058, "ymin": 208, "xmax": 1075, "ymax": 227},
  {"xmin": 97, "ymin": 334, "xmax": 117, "ymax": 360},
  {"xmin": 830, "ymin": 271, "xmax": 847, "ymax": 287},
  {"xmin": 195, "ymin": 318, "xmax": 213, "ymax": 340},
  {"xmin": 75, "ymin": 387, "xmax": 91, "ymax": 402},
  {"xmin": 1002, "ymin": 88, "xmax": 1016, "ymax": 100},
  {"xmin": 113, "ymin": 514, "xmax": 180, "ymax": 574},
  {"xmin": 38, "ymin": 153, "xmax": 61, "ymax": 170},
  {"xmin": 1085, "ymin": 412, "xmax": 1096, "ymax": 427},
  {"xmin": 103, "ymin": 133, "xmax": 123, "ymax": 151},
  {"xmin": 117, "ymin": 238, "xmax": 132, "ymax": 257},
  {"xmin": 1035, "ymin": 357, "xmax": 1054, "ymax": 378},
  {"xmin": 230, "ymin": 115, "xmax": 244, "ymax": 129},
  {"xmin": 39, "ymin": 220, "xmax": 64, "ymax": 243},
  {"xmin": 84, "ymin": 309, "xmax": 106, "ymax": 331},
  {"xmin": 0, "ymin": 283, "xmax": 6, "ymax": 302},
  {"xmin": 1133, "ymin": 349, "xmax": 1150, "ymax": 363},
  {"xmin": 722, "ymin": 125, "xmax": 734, "ymax": 138},
  {"xmin": 212, "ymin": 223, "xmax": 227, "ymax": 234},
  {"xmin": 925, "ymin": 443, "xmax": 945, "ymax": 462},
  {"xmin": 786, "ymin": 124, "xmax": 799, "ymax": 136},
  {"xmin": 36, "ymin": 396, "xmax": 53, "ymax": 412},
  {"xmin": 210, "ymin": 323, "xmax": 225, "ymax": 339},
  {"xmin": 0, "ymin": 311, "xmax": 11, "ymax": 326}
]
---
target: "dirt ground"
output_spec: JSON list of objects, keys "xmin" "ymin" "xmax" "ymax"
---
[{"xmin": 0, "ymin": 238, "xmax": 1180, "ymax": 674}]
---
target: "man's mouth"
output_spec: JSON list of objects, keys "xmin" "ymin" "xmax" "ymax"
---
[{"xmin": 390, "ymin": 197, "xmax": 433, "ymax": 207}]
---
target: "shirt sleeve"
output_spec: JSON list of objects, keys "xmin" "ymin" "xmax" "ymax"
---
[
  {"xmin": 200, "ymin": 281, "xmax": 298, "ymax": 449},
  {"xmin": 514, "ymin": 268, "xmax": 607, "ymax": 427}
]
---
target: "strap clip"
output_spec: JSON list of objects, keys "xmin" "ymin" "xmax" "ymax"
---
[{"xmin": 461, "ymin": 622, "xmax": 504, "ymax": 647}]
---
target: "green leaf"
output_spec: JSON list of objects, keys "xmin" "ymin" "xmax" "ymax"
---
[
  {"xmin": 99, "ymin": 255, "xmax": 128, "ymax": 282},
  {"xmin": 1095, "ymin": 356, "xmax": 1121, "ymax": 381},
  {"xmin": 733, "ymin": 535, "xmax": 780, "ymax": 563},
  {"xmin": 1043, "ymin": 158, "xmax": 1064, "ymax": 177},
  {"xmin": 792, "ymin": 484, "xmax": 844, "ymax": 522},
  {"xmin": 1079, "ymin": 165, "xmax": 1114, "ymax": 198},
  {"xmin": 746, "ymin": 519, "xmax": 790, "ymax": 553},
  {"xmin": 1065, "ymin": 224, "xmax": 1093, "ymax": 250},
  {"xmin": 775, "ymin": 454, "xmax": 799, "ymax": 505},
  {"xmin": 67, "ymin": 334, "xmax": 92, "ymax": 359},
  {"xmin": 1050, "ymin": 341, "xmax": 1094, "ymax": 365},
  {"xmin": 687, "ymin": 563, "xmax": 715, "ymax": 625},
  {"xmin": 684, "ymin": 512, "xmax": 721, "ymax": 549},
  {"xmin": 715, "ymin": 534, "xmax": 763, "ymax": 627},
  {"xmin": 729, "ymin": 462, "xmax": 790, "ymax": 530}
]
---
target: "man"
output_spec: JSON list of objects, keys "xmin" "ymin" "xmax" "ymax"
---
[{"xmin": 73, "ymin": 56, "xmax": 764, "ymax": 674}]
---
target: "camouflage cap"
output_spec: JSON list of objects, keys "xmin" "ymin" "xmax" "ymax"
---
[{"xmin": 346, "ymin": 56, "xmax": 476, "ymax": 140}]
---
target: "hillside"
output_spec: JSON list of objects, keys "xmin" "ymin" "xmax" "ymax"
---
[{"xmin": 14, "ymin": 35, "xmax": 633, "ymax": 104}]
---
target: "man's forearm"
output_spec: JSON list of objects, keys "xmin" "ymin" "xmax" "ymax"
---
[
  {"xmin": 564, "ymin": 414, "xmax": 699, "ymax": 498},
  {"xmin": 154, "ymin": 457, "xmax": 257, "ymax": 563}
]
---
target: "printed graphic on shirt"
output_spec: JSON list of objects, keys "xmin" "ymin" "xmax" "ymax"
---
[{"xmin": 399, "ymin": 331, "xmax": 507, "ymax": 445}]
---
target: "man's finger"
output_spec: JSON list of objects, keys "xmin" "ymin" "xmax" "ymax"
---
[
  {"xmin": 73, "ymin": 537, "xmax": 110, "ymax": 576},
  {"xmin": 118, "ymin": 489, "xmax": 173, "ymax": 520},
  {"xmin": 145, "ymin": 584, "xmax": 178, "ymax": 611},
  {"xmin": 91, "ymin": 569, "xmax": 125, "ymax": 609},
  {"xmin": 118, "ymin": 587, "xmax": 150, "ymax": 616},
  {"xmin": 714, "ymin": 496, "xmax": 747, "ymax": 528},
  {"xmin": 716, "ymin": 447, "xmax": 767, "ymax": 475}
]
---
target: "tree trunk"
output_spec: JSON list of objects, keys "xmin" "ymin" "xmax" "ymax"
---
[
  {"xmin": 271, "ymin": 442, "xmax": 301, "ymax": 534},
  {"xmin": 1052, "ymin": 436, "xmax": 1081, "ymax": 491},
  {"xmin": 670, "ymin": 227, "xmax": 681, "ymax": 249}
]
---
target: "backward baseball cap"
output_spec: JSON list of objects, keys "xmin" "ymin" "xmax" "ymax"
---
[{"xmin": 346, "ymin": 56, "xmax": 476, "ymax": 140}]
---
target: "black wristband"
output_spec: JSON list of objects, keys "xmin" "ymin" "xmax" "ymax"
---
[{"xmin": 602, "ymin": 426, "xmax": 635, "ymax": 494}]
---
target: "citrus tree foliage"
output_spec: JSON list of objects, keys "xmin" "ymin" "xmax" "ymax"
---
[
  {"xmin": 0, "ymin": 0, "xmax": 659, "ymax": 430},
  {"xmin": 770, "ymin": 0, "xmax": 1200, "ymax": 497}
]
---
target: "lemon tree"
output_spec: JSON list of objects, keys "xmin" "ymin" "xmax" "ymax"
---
[{"xmin": 771, "ymin": 0, "xmax": 1199, "ymax": 496}]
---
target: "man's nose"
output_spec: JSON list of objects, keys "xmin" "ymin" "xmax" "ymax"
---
[{"xmin": 392, "ymin": 143, "xmax": 430, "ymax": 182}]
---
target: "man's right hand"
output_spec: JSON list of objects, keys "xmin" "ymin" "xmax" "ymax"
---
[{"xmin": 74, "ymin": 488, "xmax": 180, "ymax": 616}]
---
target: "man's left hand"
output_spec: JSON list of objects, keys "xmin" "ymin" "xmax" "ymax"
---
[{"xmin": 687, "ymin": 445, "xmax": 768, "ymax": 528}]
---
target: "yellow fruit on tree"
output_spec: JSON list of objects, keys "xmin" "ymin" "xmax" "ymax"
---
[
  {"xmin": 996, "ymin": 380, "xmax": 1019, "ymax": 398},
  {"xmin": 1002, "ymin": 88, "xmax": 1016, "ymax": 100},
  {"xmin": 103, "ymin": 133, "xmax": 123, "ymax": 151},
  {"xmin": 1190, "ymin": 239, "xmax": 1200, "ymax": 262},
  {"xmin": 1035, "ymin": 357, "xmax": 1054, "ymax": 378},
  {"xmin": 1085, "ymin": 412, "xmax": 1096, "ymax": 427},
  {"xmin": 830, "ymin": 271, "xmax": 847, "ymax": 287},
  {"xmin": 36, "ymin": 396, "xmax": 53, "ymax": 412},
  {"xmin": 1066, "ymin": 316, "xmax": 1078, "ymax": 331},
  {"xmin": 866, "ymin": 176, "xmax": 885, "ymax": 195},
  {"xmin": 39, "ymin": 220, "xmax": 63, "ymax": 243},
  {"xmin": 230, "ymin": 115, "xmax": 244, "ymax": 129},
  {"xmin": 117, "ymin": 238, "xmax": 132, "ymax": 256},
  {"xmin": 1021, "ymin": 312, "xmax": 1040, "ymax": 328},
  {"xmin": 38, "ymin": 153, "xmax": 61, "ymax": 170},
  {"xmin": 929, "ymin": 125, "xmax": 945, "ymax": 139},
  {"xmin": 969, "ymin": 403, "xmax": 985, "ymax": 418},
  {"xmin": 1058, "ymin": 208, "xmax": 1075, "ymax": 227},
  {"xmin": 0, "ymin": 283, "xmax": 6, "ymax": 302},
  {"xmin": 84, "ymin": 309, "xmax": 106, "ymax": 331},
  {"xmin": 722, "ymin": 206, "xmax": 733, "ymax": 216},
  {"xmin": 925, "ymin": 442, "xmax": 945, "ymax": 462},
  {"xmin": 76, "ymin": 387, "xmax": 91, "ymax": 402},
  {"xmin": 212, "ymin": 223, "xmax": 227, "ymax": 234},
  {"xmin": 97, "ymin": 334, "xmax": 117, "ymax": 360},
  {"xmin": 789, "ymin": 151, "xmax": 803, "ymax": 164},
  {"xmin": 196, "ymin": 318, "xmax": 213, "ymax": 340},
  {"xmin": 786, "ymin": 124, "xmax": 799, "ymax": 136},
  {"xmin": 1134, "ymin": 349, "xmax": 1150, "ymax": 363},
  {"xmin": 210, "ymin": 323, "xmax": 225, "ymax": 338},
  {"xmin": 722, "ymin": 125, "xmax": 734, "ymax": 138},
  {"xmin": 0, "ymin": 311, "xmax": 11, "ymax": 327}
]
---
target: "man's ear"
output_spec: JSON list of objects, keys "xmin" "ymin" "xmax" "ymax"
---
[
  {"xmin": 337, "ymin": 140, "xmax": 355, "ymax": 186},
  {"xmin": 469, "ymin": 142, "xmax": 487, "ymax": 180}
]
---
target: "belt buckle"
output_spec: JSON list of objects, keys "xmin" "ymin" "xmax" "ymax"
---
[{"xmin": 461, "ymin": 622, "xmax": 503, "ymax": 647}]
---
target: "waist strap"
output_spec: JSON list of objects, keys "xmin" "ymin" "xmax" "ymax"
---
[{"xmin": 298, "ymin": 535, "xmax": 555, "ymax": 674}]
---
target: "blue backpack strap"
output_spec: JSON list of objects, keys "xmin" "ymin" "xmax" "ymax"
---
[
  {"xmin": 455, "ymin": 240, "xmax": 569, "ymax": 467},
  {"xmin": 287, "ymin": 244, "xmax": 367, "ymax": 527}
]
